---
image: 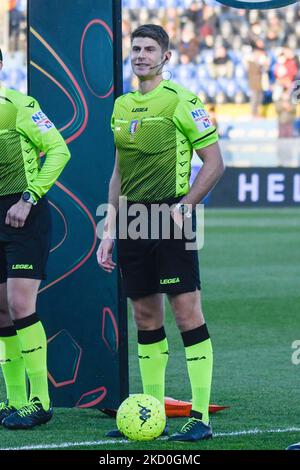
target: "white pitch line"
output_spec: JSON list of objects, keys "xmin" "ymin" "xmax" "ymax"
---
[
  {"xmin": 1, "ymin": 427, "xmax": 300, "ymax": 451},
  {"xmin": 215, "ymin": 427, "xmax": 300, "ymax": 437},
  {"xmin": 0, "ymin": 438, "xmax": 135, "ymax": 450}
]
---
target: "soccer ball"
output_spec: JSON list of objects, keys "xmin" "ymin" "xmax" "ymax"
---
[{"xmin": 116, "ymin": 394, "xmax": 166, "ymax": 441}]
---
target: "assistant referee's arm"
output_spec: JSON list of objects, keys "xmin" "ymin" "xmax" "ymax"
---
[{"xmin": 16, "ymin": 98, "xmax": 71, "ymax": 201}]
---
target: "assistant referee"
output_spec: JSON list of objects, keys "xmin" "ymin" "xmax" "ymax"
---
[{"xmin": 0, "ymin": 49, "xmax": 70, "ymax": 429}]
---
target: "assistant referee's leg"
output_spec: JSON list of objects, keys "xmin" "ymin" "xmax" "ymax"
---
[
  {"xmin": 168, "ymin": 289, "xmax": 213, "ymax": 425},
  {"xmin": 0, "ymin": 282, "xmax": 27, "ymax": 410},
  {"xmin": 6, "ymin": 278, "xmax": 50, "ymax": 411}
]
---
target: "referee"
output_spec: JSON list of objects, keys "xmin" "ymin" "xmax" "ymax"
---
[
  {"xmin": 0, "ymin": 49, "xmax": 70, "ymax": 429},
  {"xmin": 97, "ymin": 25, "xmax": 224, "ymax": 441}
]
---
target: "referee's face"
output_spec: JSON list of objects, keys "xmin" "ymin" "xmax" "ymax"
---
[{"xmin": 131, "ymin": 37, "xmax": 163, "ymax": 79}]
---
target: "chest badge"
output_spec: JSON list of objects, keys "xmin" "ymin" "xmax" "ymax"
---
[
  {"xmin": 129, "ymin": 119, "xmax": 139, "ymax": 142},
  {"xmin": 129, "ymin": 119, "xmax": 139, "ymax": 134}
]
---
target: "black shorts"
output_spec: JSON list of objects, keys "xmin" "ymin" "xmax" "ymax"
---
[
  {"xmin": 118, "ymin": 200, "xmax": 201, "ymax": 300},
  {"xmin": 0, "ymin": 193, "xmax": 52, "ymax": 283}
]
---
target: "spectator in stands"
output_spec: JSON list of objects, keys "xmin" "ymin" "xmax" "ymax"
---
[
  {"xmin": 272, "ymin": 48, "xmax": 298, "ymax": 104},
  {"xmin": 178, "ymin": 22, "xmax": 196, "ymax": 56},
  {"xmin": 163, "ymin": 9, "xmax": 180, "ymax": 49},
  {"xmin": 122, "ymin": 2, "xmax": 299, "ymax": 107},
  {"xmin": 265, "ymin": 12, "xmax": 286, "ymax": 49},
  {"xmin": 122, "ymin": 18, "xmax": 132, "ymax": 61},
  {"xmin": 275, "ymin": 87, "xmax": 297, "ymax": 138},
  {"xmin": 178, "ymin": 35, "xmax": 199, "ymax": 63},
  {"xmin": 248, "ymin": 22, "xmax": 265, "ymax": 48},
  {"xmin": 185, "ymin": 0, "xmax": 203, "ymax": 28},
  {"xmin": 9, "ymin": 2, "xmax": 25, "ymax": 52},
  {"xmin": 274, "ymin": 47, "xmax": 298, "ymax": 89},
  {"xmin": 210, "ymin": 46, "xmax": 234, "ymax": 79},
  {"xmin": 246, "ymin": 44, "xmax": 270, "ymax": 117},
  {"xmin": 198, "ymin": 5, "xmax": 216, "ymax": 43}
]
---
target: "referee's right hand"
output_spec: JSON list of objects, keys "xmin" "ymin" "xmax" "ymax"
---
[{"xmin": 97, "ymin": 238, "xmax": 116, "ymax": 273}]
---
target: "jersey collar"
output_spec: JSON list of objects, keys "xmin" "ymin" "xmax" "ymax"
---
[{"xmin": 134, "ymin": 80, "xmax": 166, "ymax": 101}]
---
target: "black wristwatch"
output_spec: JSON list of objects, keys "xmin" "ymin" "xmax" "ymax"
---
[
  {"xmin": 175, "ymin": 203, "xmax": 192, "ymax": 218},
  {"xmin": 22, "ymin": 191, "xmax": 37, "ymax": 205}
]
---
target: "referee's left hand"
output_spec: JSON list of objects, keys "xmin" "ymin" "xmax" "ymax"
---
[
  {"xmin": 5, "ymin": 199, "xmax": 32, "ymax": 228},
  {"xmin": 170, "ymin": 207, "xmax": 184, "ymax": 230}
]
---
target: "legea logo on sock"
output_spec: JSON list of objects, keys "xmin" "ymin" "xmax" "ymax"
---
[{"xmin": 216, "ymin": 0, "xmax": 297, "ymax": 9}]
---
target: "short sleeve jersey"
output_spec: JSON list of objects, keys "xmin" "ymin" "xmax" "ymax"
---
[{"xmin": 111, "ymin": 80, "xmax": 218, "ymax": 202}]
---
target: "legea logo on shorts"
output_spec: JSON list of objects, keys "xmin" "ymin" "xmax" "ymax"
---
[
  {"xmin": 12, "ymin": 264, "xmax": 34, "ymax": 270},
  {"xmin": 216, "ymin": 0, "xmax": 297, "ymax": 10},
  {"xmin": 160, "ymin": 277, "xmax": 181, "ymax": 285}
]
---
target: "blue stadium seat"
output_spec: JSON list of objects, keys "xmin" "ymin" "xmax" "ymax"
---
[
  {"xmin": 176, "ymin": 63, "xmax": 196, "ymax": 82},
  {"xmin": 196, "ymin": 64, "xmax": 210, "ymax": 80},
  {"xmin": 205, "ymin": 81, "xmax": 218, "ymax": 100},
  {"xmin": 1, "ymin": 66, "xmax": 27, "ymax": 92},
  {"xmin": 201, "ymin": 50, "xmax": 214, "ymax": 64},
  {"xmin": 226, "ymin": 81, "xmax": 238, "ymax": 100},
  {"xmin": 217, "ymin": 77, "xmax": 230, "ymax": 91},
  {"xmin": 238, "ymin": 78, "xmax": 249, "ymax": 94},
  {"xmin": 235, "ymin": 64, "xmax": 247, "ymax": 80},
  {"xmin": 227, "ymin": 50, "xmax": 240, "ymax": 66},
  {"xmin": 188, "ymin": 80, "xmax": 200, "ymax": 94}
]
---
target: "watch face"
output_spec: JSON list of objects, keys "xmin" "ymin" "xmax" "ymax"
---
[
  {"xmin": 22, "ymin": 192, "xmax": 31, "ymax": 201},
  {"xmin": 179, "ymin": 205, "xmax": 188, "ymax": 215},
  {"xmin": 216, "ymin": 0, "xmax": 297, "ymax": 9}
]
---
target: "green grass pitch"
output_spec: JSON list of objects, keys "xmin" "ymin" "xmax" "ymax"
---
[{"xmin": 1, "ymin": 208, "xmax": 299, "ymax": 450}]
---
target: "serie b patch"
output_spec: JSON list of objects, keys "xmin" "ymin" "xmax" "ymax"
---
[
  {"xmin": 31, "ymin": 110, "xmax": 55, "ymax": 133},
  {"xmin": 190, "ymin": 108, "xmax": 213, "ymax": 133}
]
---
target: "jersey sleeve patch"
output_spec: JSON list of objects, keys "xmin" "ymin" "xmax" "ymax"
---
[
  {"xmin": 31, "ymin": 111, "xmax": 55, "ymax": 133},
  {"xmin": 190, "ymin": 108, "xmax": 213, "ymax": 133}
]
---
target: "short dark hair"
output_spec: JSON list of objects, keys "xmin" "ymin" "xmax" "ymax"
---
[
  {"xmin": 131, "ymin": 24, "xmax": 169, "ymax": 53},
  {"xmin": 0, "ymin": 49, "xmax": 2, "ymax": 62}
]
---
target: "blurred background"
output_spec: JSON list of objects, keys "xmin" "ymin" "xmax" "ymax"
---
[
  {"xmin": 1, "ymin": 0, "xmax": 300, "ymax": 167},
  {"xmin": 0, "ymin": 0, "xmax": 27, "ymax": 92}
]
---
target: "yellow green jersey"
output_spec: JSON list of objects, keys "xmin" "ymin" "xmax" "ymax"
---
[
  {"xmin": 0, "ymin": 85, "xmax": 70, "ymax": 199},
  {"xmin": 111, "ymin": 79, "xmax": 218, "ymax": 202}
]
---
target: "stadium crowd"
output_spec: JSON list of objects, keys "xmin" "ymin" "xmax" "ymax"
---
[
  {"xmin": 123, "ymin": 1, "xmax": 300, "ymax": 127},
  {"xmin": 8, "ymin": 0, "xmax": 26, "ymax": 52},
  {"xmin": 1, "ymin": 0, "xmax": 299, "ymax": 135}
]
